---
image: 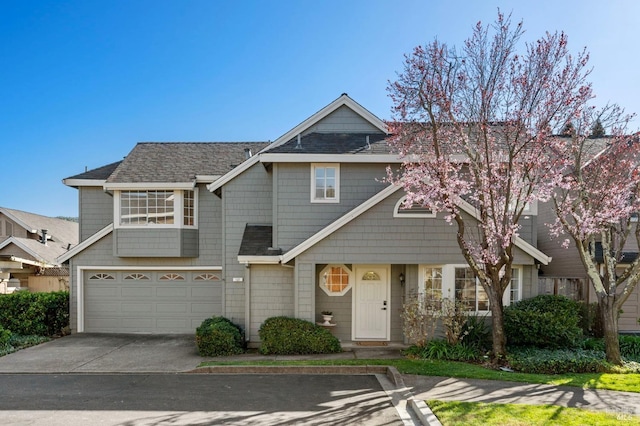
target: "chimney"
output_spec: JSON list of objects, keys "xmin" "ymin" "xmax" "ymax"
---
[
  {"xmin": 41, "ymin": 229, "xmax": 48, "ymax": 245},
  {"xmin": 244, "ymin": 148, "xmax": 252, "ymax": 159}
]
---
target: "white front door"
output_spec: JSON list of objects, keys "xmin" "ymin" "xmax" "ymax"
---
[{"xmin": 353, "ymin": 265, "xmax": 390, "ymax": 340}]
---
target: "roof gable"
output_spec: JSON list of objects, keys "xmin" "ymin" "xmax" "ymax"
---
[
  {"xmin": 0, "ymin": 207, "xmax": 79, "ymax": 245},
  {"xmin": 208, "ymin": 94, "xmax": 389, "ymax": 192}
]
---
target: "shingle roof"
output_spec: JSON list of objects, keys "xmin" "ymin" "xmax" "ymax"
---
[
  {"xmin": 238, "ymin": 225, "xmax": 281, "ymax": 256},
  {"xmin": 0, "ymin": 237, "xmax": 71, "ymax": 266},
  {"xmin": 106, "ymin": 142, "xmax": 270, "ymax": 183},
  {"xmin": 0, "ymin": 207, "xmax": 78, "ymax": 245},
  {"xmin": 65, "ymin": 161, "xmax": 123, "ymax": 181},
  {"xmin": 264, "ymin": 132, "xmax": 390, "ymax": 154}
]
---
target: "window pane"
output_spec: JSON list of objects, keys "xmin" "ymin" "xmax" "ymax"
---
[
  {"xmin": 183, "ymin": 190, "xmax": 194, "ymax": 226},
  {"xmin": 455, "ymin": 267, "xmax": 476, "ymax": 311},
  {"xmin": 510, "ymin": 268, "xmax": 520, "ymax": 303}
]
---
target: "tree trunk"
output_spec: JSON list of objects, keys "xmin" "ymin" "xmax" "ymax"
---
[
  {"xmin": 600, "ymin": 294, "xmax": 622, "ymax": 365},
  {"xmin": 488, "ymin": 290, "xmax": 507, "ymax": 362}
]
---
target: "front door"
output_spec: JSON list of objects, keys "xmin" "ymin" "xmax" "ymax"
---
[{"xmin": 353, "ymin": 265, "xmax": 390, "ymax": 340}]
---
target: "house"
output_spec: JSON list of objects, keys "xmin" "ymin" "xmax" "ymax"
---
[
  {"xmin": 59, "ymin": 94, "xmax": 551, "ymax": 343},
  {"xmin": 538, "ymin": 201, "xmax": 640, "ymax": 333},
  {"xmin": 0, "ymin": 207, "xmax": 79, "ymax": 293}
]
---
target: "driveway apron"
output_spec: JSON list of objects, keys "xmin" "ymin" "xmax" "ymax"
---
[{"xmin": 0, "ymin": 334, "xmax": 203, "ymax": 373}]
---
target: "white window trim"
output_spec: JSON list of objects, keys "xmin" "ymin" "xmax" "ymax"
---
[
  {"xmin": 418, "ymin": 264, "xmax": 524, "ymax": 314},
  {"xmin": 114, "ymin": 188, "xmax": 198, "ymax": 229},
  {"xmin": 310, "ymin": 163, "xmax": 340, "ymax": 203},
  {"xmin": 393, "ymin": 196, "xmax": 436, "ymax": 218},
  {"xmin": 319, "ymin": 264, "xmax": 353, "ymax": 296}
]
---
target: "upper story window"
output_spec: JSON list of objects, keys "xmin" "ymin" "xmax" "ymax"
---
[
  {"xmin": 311, "ymin": 163, "xmax": 340, "ymax": 203},
  {"xmin": 115, "ymin": 189, "xmax": 197, "ymax": 228},
  {"xmin": 393, "ymin": 196, "xmax": 436, "ymax": 218},
  {"xmin": 1, "ymin": 220, "xmax": 13, "ymax": 237}
]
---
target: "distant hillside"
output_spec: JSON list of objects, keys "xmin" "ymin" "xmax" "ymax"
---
[{"xmin": 56, "ymin": 216, "xmax": 79, "ymax": 223}]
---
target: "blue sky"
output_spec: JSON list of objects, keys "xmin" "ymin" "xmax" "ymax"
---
[{"xmin": 3, "ymin": 0, "xmax": 639, "ymax": 218}]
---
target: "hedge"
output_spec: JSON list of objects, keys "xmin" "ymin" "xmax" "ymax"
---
[
  {"xmin": 195, "ymin": 316, "xmax": 245, "ymax": 357},
  {"xmin": 258, "ymin": 316, "xmax": 342, "ymax": 355},
  {"xmin": 0, "ymin": 291, "xmax": 69, "ymax": 336}
]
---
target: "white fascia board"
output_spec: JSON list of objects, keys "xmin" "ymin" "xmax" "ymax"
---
[
  {"xmin": 103, "ymin": 182, "xmax": 196, "ymax": 190},
  {"xmin": 237, "ymin": 255, "xmax": 281, "ymax": 265},
  {"xmin": 269, "ymin": 95, "xmax": 388, "ymax": 152},
  {"xmin": 56, "ymin": 223, "xmax": 114, "ymax": 264},
  {"xmin": 281, "ymin": 185, "xmax": 403, "ymax": 263},
  {"xmin": 259, "ymin": 153, "xmax": 402, "ymax": 163},
  {"xmin": 62, "ymin": 179, "xmax": 106, "ymax": 188},
  {"xmin": 456, "ymin": 199, "xmax": 552, "ymax": 265},
  {"xmin": 195, "ymin": 175, "xmax": 221, "ymax": 184}
]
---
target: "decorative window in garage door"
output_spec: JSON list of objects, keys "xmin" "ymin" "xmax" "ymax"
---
[
  {"xmin": 88, "ymin": 273, "xmax": 115, "ymax": 280},
  {"xmin": 124, "ymin": 273, "xmax": 150, "ymax": 280},
  {"xmin": 159, "ymin": 273, "xmax": 185, "ymax": 281},
  {"xmin": 194, "ymin": 273, "xmax": 221, "ymax": 281}
]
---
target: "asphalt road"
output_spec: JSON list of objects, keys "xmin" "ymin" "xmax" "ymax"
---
[{"xmin": 0, "ymin": 373, "xmax": 406, "ymax": 425}]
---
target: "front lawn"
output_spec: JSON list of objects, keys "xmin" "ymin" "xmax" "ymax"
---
[{"xmin": 428, "ymin": 400, "xmax": 639, "ymax": 425}]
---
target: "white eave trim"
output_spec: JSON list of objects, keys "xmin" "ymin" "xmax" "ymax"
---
[
  {"xmin": 260, "ymin": 153, "xmax": 401, "ymax": 163},
  {"xmin": 195, "ymin": 175, "xmax": 221, "ymax": 184},
  {"xmin": 237, "ymin": 255, "xmax": 281, "ymax": 265},
  {"xmin": 62, "ymin": 179, "xmax": 107, "ymax": 188},
  {"xmin": 281, "ymin": 185, "xmax": 403, "ymax": 263},
  {"xmin": 103, "ymin": 182, "xmax": 196, "ymax": 190},
  {"xmin": 456, "ymin": 199, "xmax": 552, "ymax": 265},
  {"xmin": 0, "ymin": 208, "xmax": 38, "ymax": 234},
  {"xmin": 56, "ymin": 223, "xmax": 114, "ymax": 264}
]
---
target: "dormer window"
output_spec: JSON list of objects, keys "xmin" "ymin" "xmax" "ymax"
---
[
  {"xmin": 311, "ymin": 163, "xmax": 340, "ymax": 203},
  {"xmin": 115, "ymin": 189, "xmax": 197, "ymax": 228}
]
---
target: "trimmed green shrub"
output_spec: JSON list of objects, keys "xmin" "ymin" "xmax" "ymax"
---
[
  {"xmin": 195, "ymin": 316, "xmax": 245, "ymax": 357},
  {"xmin": 0, "ymin": 326, "xmax": 11, "ymax": 347},
  {"xmin": 258, "ymin": 316, "xmax": 342, "ymax": 355},
  {"xmin": 507, "ymin": 347, "xmax": 610, "ymax": 374},
  {"xmin": 504, "ymin": 295, "xmax": 582, "ymax": 349},
  {"xmin": 0, "ymin": 291, "xmax": 69, "ymax": 336}
]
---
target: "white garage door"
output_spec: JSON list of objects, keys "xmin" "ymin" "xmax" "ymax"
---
[{"xmin": 84, "ymin": 270, "xmax": 223, "ymax": 333}]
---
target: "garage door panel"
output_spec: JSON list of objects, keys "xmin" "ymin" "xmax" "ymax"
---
[
  {"xmin": 122, "ymin": 303, "xmax": 153, "ymax": 313},
  {"xmin": 156, "ymin": 287, "xmax": 188, "ymax": 298},
  {"xmin": 157, "ymin": 303, "xmax": 188, "ymax": 313},
  {"xmin": 84, "ymin": 270, "xmax": 223, "ymax": 333},
  {"xmin": 87, "ymin": 287, "xmax": 120, "ymax": 297},
  {"xmin": 122, "ymin": 287, "xmax": 154, "ymax": 298}
]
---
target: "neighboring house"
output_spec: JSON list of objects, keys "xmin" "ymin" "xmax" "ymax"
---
[
  {"xmin": 59, "ymin": 94, "xmax": 551, "ymax": 343},
  {"xmin": 538, "ymin": 202, "xmax": 640, "ymax": 333},
  {"xmin": 0, "ymin": 207, "xmax": 79, "ymax": 293}
]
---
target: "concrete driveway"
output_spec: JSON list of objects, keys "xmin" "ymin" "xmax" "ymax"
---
[{"xmin": 0, "ymin": 333, "xmax": 204, "ymax": 373}]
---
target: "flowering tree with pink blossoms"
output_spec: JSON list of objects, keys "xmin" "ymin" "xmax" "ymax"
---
[
  {"xmin": 387, "ymin": 13, "xmax": 592, "ymax": 360},
  {"xmin": 550, "ymin": 105, "xmax": 640, "ymax": 365}
]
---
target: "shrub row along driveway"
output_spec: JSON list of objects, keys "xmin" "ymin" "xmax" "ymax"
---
[{"xmin": 0, "ymin": 333, "xmax": 204, "ymax": 373}]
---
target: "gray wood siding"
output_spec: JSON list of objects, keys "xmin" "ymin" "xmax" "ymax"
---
[
  {"xmin": 222, "ymin": 163, "xmax": 273, "ymax": 328},
  {"xmin": 296, "ymin": 194, "xmax": 535, "ymax": 266},
  {"xmin": 79, "ymin": 187, "xmax": 113, "ymax": 241},
  {"xmin": 537, "ymin": 200, "xmax": 588, "ymax": 279},
  {"xmin": 276, "ymin": 163, "xmax": 388, "ymax": 251},
  {"xmin": 248, "ymin": 264, "xmax": 294, "ymax": 341},
  {"xmin": 302, "ymin": 105, "xmax": 381, "ymax": 135},
  {"xmin": 114, "ymin": 228, "xmax": 198, "ymax": 257}
]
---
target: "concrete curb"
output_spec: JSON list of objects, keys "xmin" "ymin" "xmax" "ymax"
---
[
  {"xmin": 188, "ymin": 364, "xmax": 389, "ymax": 375},
  {"xmin": 408, "ymin": 399, "xmax": 442, "ymax": 426}
]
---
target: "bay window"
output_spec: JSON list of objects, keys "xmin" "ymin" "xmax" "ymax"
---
[{"xmin": 115, "ymin": 189, "xmax": 197, "ymax": 228}]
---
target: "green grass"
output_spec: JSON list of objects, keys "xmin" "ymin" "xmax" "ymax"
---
[
  {"xmin": 199, "ymin": 357, "xmax": 640, "ymax": 393},
  {"xmin": 428, "ymin": 400, "xmax": 640, "ymax": 425}
]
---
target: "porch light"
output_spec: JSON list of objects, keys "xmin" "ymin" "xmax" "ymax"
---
[{"xmin": 399, "ymin": 272, "xmax": 405, "ymax": 286}]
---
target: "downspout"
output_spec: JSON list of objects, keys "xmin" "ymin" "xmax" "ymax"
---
[{"xmin": 245, "ymin": 262, "xmax": 251, "ymax": 343}]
